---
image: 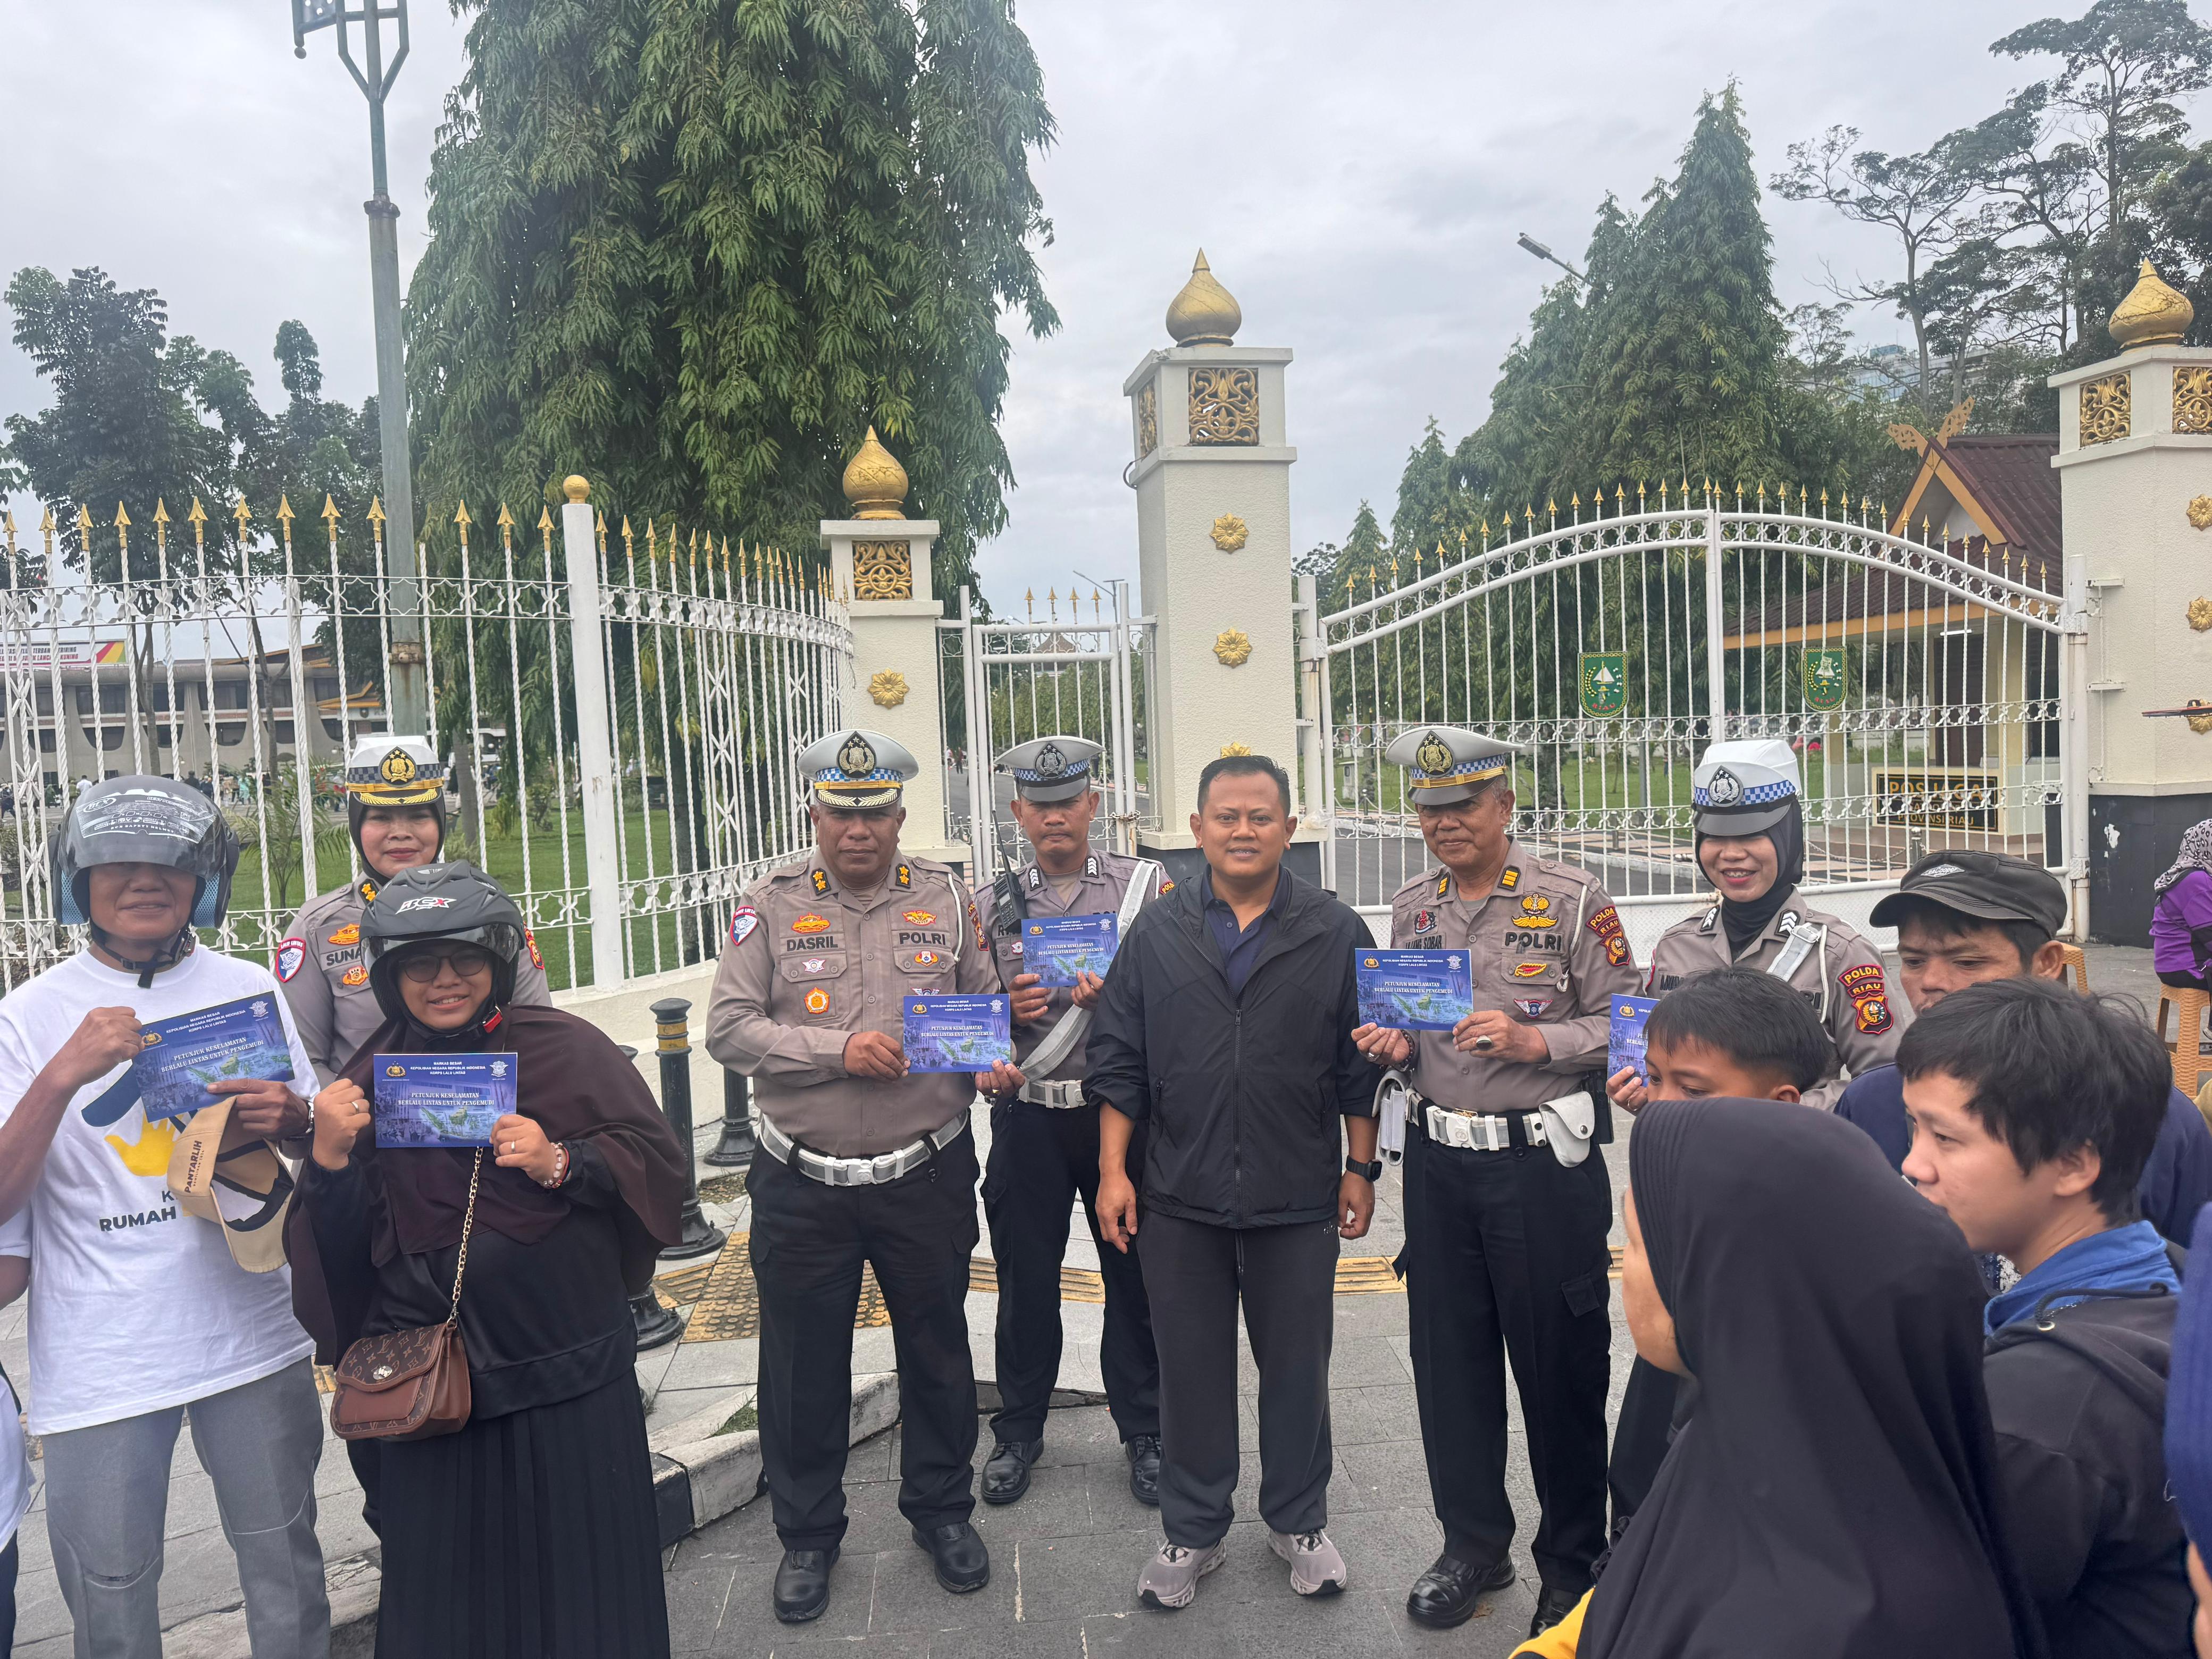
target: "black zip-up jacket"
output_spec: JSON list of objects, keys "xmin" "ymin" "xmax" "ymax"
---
[
  {"xmin": 1984, "ymin": 1286, "xmax": 2190, "ymax": 1658},
  {"xmin": 1085, "ymin": 865, "xmax": 1375, "ymax": 1228}
]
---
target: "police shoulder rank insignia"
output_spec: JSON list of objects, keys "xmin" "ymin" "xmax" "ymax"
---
[
  {"xmin": 1436, "ymin": 872, "xmax": 1451, "ymax": 898},
  {"xmin": 895, "ymin": 864, "xmax": 912, "ymax": 889},
  {"xmin": 1498, "ymin": 866, "xmax": 1520, "ymax": 890},
  {"xmin": 328, "ymin": 923, "xmax": 361, "ymax": 946},
  {"xmin": 804, "ymin": 986, "xmax": 831, "ymax": 1015},
  {"xmin": 526, "ymin": 928, "xmax": 545, "ymax": 970},
  {"xmin": 341, "ymin": 964, "xmax": 370, "ymax": 987},
  {"xmin": 792, "ymin": 914, "xmax": 832, "ymax": 934},
  {"xmin": 811, "ymin": 869, "xmax": 831, "ymax": 896},
  {"xmin": 274, "ymin": 937, "xmax": 307, "ymax": 983},
  {"xmin": 904, "ymin": 910, "xmax": 937, "ymax": 927},
  {"xmin": 731, "ymin": 906, "xmax": 761, "ymax": 946}
]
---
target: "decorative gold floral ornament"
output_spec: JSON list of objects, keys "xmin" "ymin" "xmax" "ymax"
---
[
  {"xmin": 2192, "ymin": 497, "xmax": 2212, "ymax": 531},
  {"xmin": 841, "ymin": 426, "xmax": 910, "ymax": 520},
  {"xmin": 1219, "ymin": 742, "xmax": 1253, "ymax": 757},
  {"xmin": 2109, "ymin": 259, "xmax": 2195, "ymax": 349},
  {"xmin": 1212, "ymin": 628, "xmax": 1253, "ymax": 668},
  {"xmin": 2179, "ymin": 371, "xmax": 2212, "ymax": 435},
  {"xmin": 1209, "ymin": 514, "xmax": 1249, "ymax": 552},
  {"xmin": 867, "ymin": 671, "xmax": 910, "ymax": 709},
  {"xmin": 2081, "ymin": 372, "xmax": 2132, "ymax": 446},
  {"xmin": 2190, "ymin": 700, "xmax": 2212, "ymax": 736},
  {"xmin": 1189, "ymin": 367, "xmax": 1259, "ymax": 445},
  {"xmin": 853, "ymin": 540, "xmax": 914, "ymax": 600},
  {"xmin": 2191, "ymin": 598, "xmax": 2212, "ymax": 633},
  {"xmin": 1135, "ymin": 383, "xmax": 1158, "ymax": 459}
]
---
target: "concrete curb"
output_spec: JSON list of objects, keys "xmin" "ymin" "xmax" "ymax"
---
[{"xmin": 156, "ymin": 1373, "xmax": 904, "ymax": 1657}]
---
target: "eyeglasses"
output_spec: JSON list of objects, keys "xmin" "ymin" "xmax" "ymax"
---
[{"xmin": 396, "ymin": 945, "xmax": 496, "ymax": 983}]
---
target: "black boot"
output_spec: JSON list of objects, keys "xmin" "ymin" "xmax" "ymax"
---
[
  {"xmin": 981, "ymin": 1437, "xmax": 1044, "ymax": 1505},
  {"xmin": 912, "ymin": 1521, "xmax": 992, "ymax": 1593},
  {"xmin": 1125, "ymin": 1434, "xmax": 1162, "ymax": 1506},
  {"xmin": 1530, "ymin": 1583, "xmax": 1587, "ymax": 1638},
  {"xmin": 773, "ymin": 1544, "xmax": 839, "ymax": 1624},
  {"xmin": 1406, "ymin": 1552, "xmax": 1516, "ymax": 1629}
]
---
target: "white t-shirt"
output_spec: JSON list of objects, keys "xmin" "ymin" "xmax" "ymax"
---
[
  {"xmin": 0, "ymin": 948, "xmax": 319, "ymax": 1435},
  {"xmin": 0, "ymin": 1208, "xmax": 28, "ymax": 1547}
]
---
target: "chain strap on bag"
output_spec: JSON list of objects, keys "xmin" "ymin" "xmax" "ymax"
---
[{"xmin": 330, "ymin": 1149, "xmax": 482, "ymax": 1442}]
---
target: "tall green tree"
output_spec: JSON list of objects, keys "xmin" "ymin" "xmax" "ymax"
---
[
  {"xmin": 1579, "ymin": 87, "xmax": 1788, "ymax": 491},
  {"xmin": 405, "ymin": 0, "xmax": 1059, "ymax": 601}
]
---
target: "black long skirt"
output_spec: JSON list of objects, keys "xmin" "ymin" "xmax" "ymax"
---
[{"xmin": 374, "ymin": 1372, "xmax": 671, "ymax": 1658}]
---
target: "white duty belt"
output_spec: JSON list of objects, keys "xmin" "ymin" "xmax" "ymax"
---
[
  {"xmin": 1011, "ymin": 858, "xmax": 1162, "ymax": 1081},
  {"xmin": 757, "ymin": 1112, "xmax": 969, "ymax": 1187},
  {"xmin": 1017, "ymin": 1079, "xmax": 1087, "ymax": 1109}
]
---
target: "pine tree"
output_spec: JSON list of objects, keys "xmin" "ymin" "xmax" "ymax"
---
[
  {"xmin": 1580, "ymin": 87, "xmax": 1787, "ymax": 492},
  {"xmin": 404, "ymin": 0, "xmax": 1058, "ymax": 599}
]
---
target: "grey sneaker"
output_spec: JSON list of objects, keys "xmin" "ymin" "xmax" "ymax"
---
[
  {"xmin": 1136, "ymin": 1539, "xmax": 1227, "ymax": 1610},
  {"xmin": 1268, "ymin": 1527, "xmax": 1348, "ymax": 1596}
]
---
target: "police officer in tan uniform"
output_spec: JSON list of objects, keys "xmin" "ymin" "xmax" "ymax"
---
[
  {"xmin": 1353, "ymin": 727, "xmax": 1636, "ymax": 1639},
  {"xmin": 274, "ymin": 736, "xmax": 551, "ymax": 1082},
  {"xmin": 705, "ymin": 728, "xmax": 1023, "ymax": 1627},
  {"xmin": 970, "ymin": 736, "xmax": 1166, "ymax": 1510},
  {"xmin": 1624, "ymin": 739, "xmax": 1904, "ymax": 1113}
]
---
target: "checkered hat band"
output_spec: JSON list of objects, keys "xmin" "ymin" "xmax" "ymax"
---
[
  {"xmin": 1693, "ymin": 778, "xmax": 1796, "ymax": 807},
  {"xmin": 1013, "ymin": 765, "xmax": 1093, "ymax": 782},
  {"xmin": 1413, "ymin": 759, "xmax": 1507, "ymax": 786},
  {"xmin": 346, "ymin": 764, "xmax": 444, "ymax": 784},
  {"xmin": 816, "ymin": 768, "xmax": 900, "ymax": 784}
]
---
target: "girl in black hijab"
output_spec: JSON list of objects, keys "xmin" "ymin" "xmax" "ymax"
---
[{"xmin": 1564, "ymin": 1097, "xmax": 2043, "ymax": 1658}]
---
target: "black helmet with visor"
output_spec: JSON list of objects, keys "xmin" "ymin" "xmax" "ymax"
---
[
  {"xmin": 54, "ymin": 776, "xmax": 238, "ymax": 986},
  {"xmin": 361, "ymin": 860, "xmax": 527, "ymax": 1029}
]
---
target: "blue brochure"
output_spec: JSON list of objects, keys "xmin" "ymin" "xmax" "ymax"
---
[
  {"xmin": 1023, "ymin": 912, "xmax": 1119, "ymax": 987},
  {"xmin": 132, "ymin": 995, "xmax": 295, "ymax": 1122},
  {"xmin": 1355, "ymin": 948, "xmax": 1473, "ymax": 1031},
  {"xmin": 373, "ymin": 1053, "xmax": 517, "ymax": 1149},
  {"xmin": 1610, "ymin": 995, "xmax": 1660, "ymax": 1086},
  {"xmin": 902, "ymin": 994, "xmax": 1013, "ymax": 1074}
]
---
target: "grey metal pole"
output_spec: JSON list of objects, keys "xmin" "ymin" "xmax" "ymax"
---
[
  {"xmin": 705, "ymin": 1067, "xmax": 756, "ymax": 1169},
  {"xmin": 296, "ymin": 0, "xmax": 426, "ymax": 733},
  {"xmin": 613, "ymin": 1043, "xmax": 685, "ymax": 1350}
]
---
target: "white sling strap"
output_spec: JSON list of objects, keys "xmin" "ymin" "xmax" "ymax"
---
[{"xmin": 1017, "ymin": 859, "xmax": 1162, "ymax": 1079}]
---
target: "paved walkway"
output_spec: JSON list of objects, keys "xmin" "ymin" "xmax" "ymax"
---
[{"xmin": 2, "ymin": 942, "xmax": 2180, "ymax": 1654}]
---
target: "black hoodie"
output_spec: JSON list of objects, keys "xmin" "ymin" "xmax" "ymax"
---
[{"xmin": 1983, "ymin": 1288, "xmax": 2191, "ymax": 1657}]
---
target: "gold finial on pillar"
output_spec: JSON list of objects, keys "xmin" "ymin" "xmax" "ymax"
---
[
  {"xmin": 2109, "ymin": 259, "xmax": 2194, "ymax": 349},
  {"xmin": 1166, "ymin": 249, "xmax": 1242, "ymax": 347},
  {"xmin": 563, "ymin": 475, "xmax": 591, "ymax": 503},
  {"xmin": 841, "ymin": 426, "xmax": 910, "ymax": 520}
]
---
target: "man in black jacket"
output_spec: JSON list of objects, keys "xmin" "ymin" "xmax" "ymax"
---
[
  {"xmin": 1899, "ymin": 978, "xmax": 2190, "ymax": 1658},
  {"xmin": 1088, "ymin": 755, "xmax": 1379, "ymax": 1612}
]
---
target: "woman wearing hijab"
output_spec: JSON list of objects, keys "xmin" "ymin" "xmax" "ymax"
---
[
  {"xmin": 1516, "ymin": 1096, "xmax": 2046, "ymax": 1659},
  {"xmin": 2151, "ymin": 820, "xmax": 2212, "ymax": 993},
  {"xmin": 287, "ymin": 861, "xmax": 686, "ymax": 1659},
  {"xmin": 1625, "ymin": 739, "xmax": 1898, "ymax": 1112}
]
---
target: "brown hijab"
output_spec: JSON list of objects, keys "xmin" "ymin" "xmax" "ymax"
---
[{"xmin": 287, "ymin": 1002, "xmax": 686, "ymax": 1359}]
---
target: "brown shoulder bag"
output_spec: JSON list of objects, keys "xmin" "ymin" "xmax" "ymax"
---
[{"xmin": 330, "ymin": 1150, "xmax": 481, "ymax": 1443}]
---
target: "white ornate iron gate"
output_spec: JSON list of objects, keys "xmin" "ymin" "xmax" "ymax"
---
[
  {"xmin": 1301, "ymin": 489, "xmax": 2081, "ymax": 946},
  {"xmin": 942, "ymin": 582, "xmax": 1154, "ymax": 876}
]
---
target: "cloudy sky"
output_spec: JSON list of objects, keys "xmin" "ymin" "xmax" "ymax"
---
[{"xmin": 0, "ymin": 0, "xmax": 2123, "ymax": 612}]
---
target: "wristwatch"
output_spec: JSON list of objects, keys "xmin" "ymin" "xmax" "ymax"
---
[{"xmin": 1344, "ymin": 1155, "xmax": 1383, "ymax": 1182}]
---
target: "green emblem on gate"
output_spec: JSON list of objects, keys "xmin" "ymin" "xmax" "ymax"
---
[
  {"xmin": 1579, "ymin": 652, "xmax": 1626, "ymax": 718},
  {"xmin": 1803, "ymin": 648, "xmax": 1847, "ymax": 712}
]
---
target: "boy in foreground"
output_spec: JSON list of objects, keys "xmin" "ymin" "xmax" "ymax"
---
[
  {"xmin": 1604, "ymin": 969, "xmax": 1834, "ymax": 1530},
  {"xmin": 1901, "ymin": 979, "xmax": 2189, "ymax": 1657}
]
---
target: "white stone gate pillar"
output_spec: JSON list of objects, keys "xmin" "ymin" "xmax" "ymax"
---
[
  {"xmin": 1123, "ymin": 251, "xmax": 1318, "ymax": 885},
  {"xmin": 821, "ymin": 429, "xmax": 962, "ymax": 868},
  {"xmin": 2049, "ymin": 261, "xmax": 2212, "ymax": 942}
]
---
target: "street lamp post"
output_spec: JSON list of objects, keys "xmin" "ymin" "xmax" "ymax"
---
[
  {"xmin": 294, "ymin": 0, "xmax": 429, "ymax": 735},
  {"xmin": 1515, "ymin": 233, "xmax": 1588, "ymax": 289}
]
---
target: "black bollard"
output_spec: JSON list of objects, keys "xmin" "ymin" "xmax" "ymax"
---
[
  {"xmin": 705, "ymin": 1066, "xmax": 757, "ymax": 1169},
  {"xmin": 653, "ymin": 997, "xmax": 728, "ymax": 1260},
  {"xmin": 617, "ymin": 1043, "xmax": 686, "ymax": 1351}
]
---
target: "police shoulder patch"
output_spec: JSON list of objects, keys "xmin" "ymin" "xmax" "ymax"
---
[
  {"xmin": 1839, "ymin": 962, "xmax": 1885, "ymax": 996},
  {"xmin": 731, "ymin": 906, "xmax": 761, "ymax": 947},
  {"xmin": 341, "ymin": 964, "xmax": 370, "ymax": 987},
  {"xmin": 526, "ymin": 928, "xmax": 545, "ymax": 969},
  {"xmin": 1854, "ymin": 992, "xmax": 1893, "ymax": 1035},
  {"xmin": 1587, "ymin": 904, "xmax": 1623, "ymax": 939},
  {"xmin": 274, "ymin": 937, "xmax": 307, "ymax": 983}
]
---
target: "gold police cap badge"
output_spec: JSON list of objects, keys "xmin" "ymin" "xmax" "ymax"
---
[{"xmin": 837, "ymin": 732, "xmax": 878, "ymax": 775}]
